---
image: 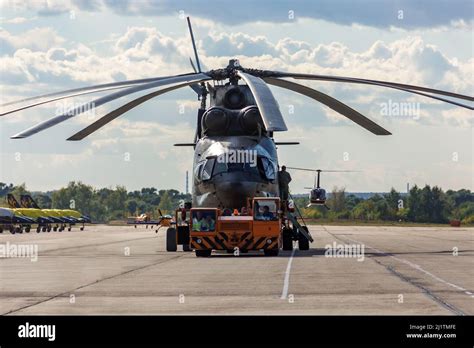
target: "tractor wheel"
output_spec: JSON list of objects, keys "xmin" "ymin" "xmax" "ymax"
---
[
  {"xmin": 36, "ymin": 227, "xmax": 41, "ymax": 233},
  {"xmin": 53, "ymin": 226, "xmax": 58, "ymax": 232},
  {"xmin": 42, "ymin": 226, "xmax": 47, "ymax": 232},
  {"xmin": 25, "ymin": 226, "xmax": 31, "ymax": 233},
  {"xmin": 298, "ymin": 226, "xmax": 310, "ymax": 251},
  {"xmin": 182, "ymin": 244, "xmax": 192, "ymax": 252},
  {"xmin": 195, "ymin": 250, "xmax": 212, "ymax": 257},
  {"xmin": 166, "ymin": 228, "xmax": 177, "ymax": 252},
  {"xmin": 0, "ymin": 227, "xmax": 3, "ymax": 233},
  {"xmin": 282, "ymin": 228, "xmax": 293, "ymax": 251},
  {"xmin": 264, "ymin": 249, "xmax": 279, "ymax": 257}
]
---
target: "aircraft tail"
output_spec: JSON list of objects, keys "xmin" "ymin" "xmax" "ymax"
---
[
  {"xmin": 6, "ymin": 194, "xmax": 21, "ymax": 208},
  {"xmin": 20, "ymin": 194, "xmax": 41, "ymax": 209}
]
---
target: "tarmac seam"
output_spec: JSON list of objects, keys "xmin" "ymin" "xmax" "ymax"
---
[
  {"xmin": 2, "ymin": 253, "xmax": 186, "ymax": 315},
  {"xmin": 325, "ymin": 230, "xmax": 467, "ymax": 316}
]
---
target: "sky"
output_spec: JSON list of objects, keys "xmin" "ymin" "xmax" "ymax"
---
[{"xmin": 0, "ymin": 0, "xmax": 472, "ymax": 194}]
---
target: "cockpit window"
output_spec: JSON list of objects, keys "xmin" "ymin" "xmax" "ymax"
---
[{"xmin": 211, "ymin": 155, "xmax": 276, "ymax": 181}]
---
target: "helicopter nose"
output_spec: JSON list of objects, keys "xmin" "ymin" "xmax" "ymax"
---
[{"xmin": 214, "ymin": 181, "xmax": 258, "ymax": 209}]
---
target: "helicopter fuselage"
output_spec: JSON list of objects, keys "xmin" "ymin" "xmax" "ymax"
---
[{"xmin": 192, "ymin": 135, "xmax": 279, "ymax": 209}]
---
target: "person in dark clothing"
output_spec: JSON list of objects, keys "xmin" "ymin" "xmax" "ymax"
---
[{"xmin": 278, "ymin": 165, "xmax": 292, "ymax": 201}]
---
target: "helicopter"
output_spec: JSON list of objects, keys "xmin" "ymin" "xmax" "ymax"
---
[
  {"xmin": 287, "ymin": 167, "xmax": 358, "ymax": 208},
  {"xmin": 1, "ymin": 17, "xmax": 472, "ymax": 217}
]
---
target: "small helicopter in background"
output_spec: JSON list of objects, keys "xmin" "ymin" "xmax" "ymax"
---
[{"xmin": 287, "ymin": 167, "xmax": 358, "ymax": 208}]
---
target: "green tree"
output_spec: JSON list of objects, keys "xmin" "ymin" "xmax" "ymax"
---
[{"xmin": 158, "ymin": 191, "xmax": 173, "ymax": 213}]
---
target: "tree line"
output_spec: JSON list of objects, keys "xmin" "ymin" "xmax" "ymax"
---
[
  {"xmin": 0, "ymin": 182, "xmax": 191, "ymax": 223},
  {"xmin": 0, "ymin": 182, "xmax": 472, "ymax": 224},
  {"xmin": 296, "ymin": 185, "xmax": 474, "ymax": 224}
]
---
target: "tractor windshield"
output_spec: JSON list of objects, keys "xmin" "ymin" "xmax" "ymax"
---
[
  {"xmin": 191, "ymin": 210, "xmax": 216, "ymax": 232},
  {"xmin": 253, "ymin": 200, "xmax": 278, "ymax": 221}
]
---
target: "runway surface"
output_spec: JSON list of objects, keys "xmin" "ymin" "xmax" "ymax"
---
[{"xmin": 0, "ymin": 225, "xmax": 473, "ymax": 315}]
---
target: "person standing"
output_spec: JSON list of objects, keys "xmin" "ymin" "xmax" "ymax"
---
[{"xmin": 278, "ymin": 165, "xmax": 292, "ymax": 201}]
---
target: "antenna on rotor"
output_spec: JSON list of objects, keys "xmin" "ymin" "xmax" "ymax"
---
[{"xmin": 187, "ymin": 17, "xmax": 201, "ymax": 73}]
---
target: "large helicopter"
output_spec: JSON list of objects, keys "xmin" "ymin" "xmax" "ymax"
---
[
  {"xmin": 1, "ymin": 18, "xmax": 472, "ymax": 215},
  {"xmin": 287, "ymin": 167, "xmax": 358, "ymax": 208}
]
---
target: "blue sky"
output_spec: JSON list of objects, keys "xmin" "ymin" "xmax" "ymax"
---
[{"xmin": 0, "ymin": 0, "xmax": 472, "ymax": 193}]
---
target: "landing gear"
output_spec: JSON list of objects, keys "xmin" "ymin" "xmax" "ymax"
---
[
  {"xmin": 183, "ymin": 244, "xmax": 192, "ymax": 252},
  {"xmin": 166, "ymin": 227, "xmax": 177, "ymax": 252},
  {"xmin": 282, "ymin": 227, "xmax": 293, "ymax": 251},
  {"xmin": 298, "ymin": 226, "xmax": 310, "ymax": 251},
  {"xmin": 195, "ymin": 250, "xmax": 212, "ymax": 257}
]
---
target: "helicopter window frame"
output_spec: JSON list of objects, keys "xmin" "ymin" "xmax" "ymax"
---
[
  {"xmin": 202, "ymin": 157, "xmax": 215, "ymax": 181},
  {"xmin": 194, "ymin": 161, "xmax": 205, "ymax": 182},
  {"xmin": 260, "ymin": 157, "xmax": 276, "ymax": 180}
]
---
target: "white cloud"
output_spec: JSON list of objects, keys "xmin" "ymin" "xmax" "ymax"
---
[
  {"xmin": 0, "ymin": 27, "xmax": 64, "ymax": 55},
  {"xmin": 0, "ymin": 19, "xmax": 472, "ymax": 191}
]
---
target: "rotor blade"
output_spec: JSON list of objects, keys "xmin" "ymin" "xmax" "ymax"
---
[
  {"xmin": 187, "ymin": 17, "xmax": 201, "ymax": 73},
  {"xmin": 189, "ymin": 57, "xmax": 198, "ymax": 73},
  {"xmin": 236, "ymin": 71, "xmax": 287, "ymax": 131},
  {"xmin": 2, "ymin": 85, "xmax": 143, "ymax": 117},
  {"xmin": 268, "ymin": 71, "xmax": 474, "ymax": 103},
  {"xmin": 189, "ymin": 83, "xmax": 202, "ymax": 96},
  {"xmin": 67, "ymin": 82, "xmax": 191, "ymax": 141},
  {"xmin": 11, "ymin": 73, "xmax": 211, "ymax": 139},
  {"xmin": 187, "ymin": 57, "xmax": 202, "ymax": 96},
  {"xmin": 264, "ymin": 77, "xmax": 391, "ymax": 136},
  {"xmin": 286, "ymin": 167, "xmax": 359, "ymax": 172},
  {"xmin": 1, "ymin": 74, "xmax": 195, "ymax": 110}
]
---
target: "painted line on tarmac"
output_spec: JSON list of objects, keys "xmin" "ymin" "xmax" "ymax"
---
[
  {"xmin": 343, "ymin": 235, "xmax": 472, "ymax": 299},
  {"xmin": 280, "ymin": 245, "xmax": 296, "ymax": 300}
]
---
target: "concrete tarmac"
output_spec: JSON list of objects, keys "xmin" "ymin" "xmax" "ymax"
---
[{"xmin": 0, "ymin": 225, "xmax": 472, "ymax": 315}]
